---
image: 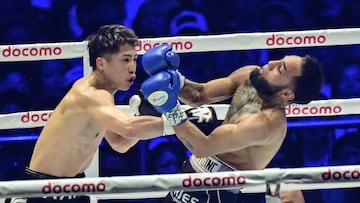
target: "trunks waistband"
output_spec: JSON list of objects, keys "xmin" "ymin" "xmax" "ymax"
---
[
  {"xmin": 25, "ymin": 167, "xmax": 85, "ymax": 179},
  {"xmin": 189, "ymin": 155, "xmax": 236, "ymax": 173},
  {"xmin": 189, "ymin": 155, "xmax": 241, "ymax": 194}
]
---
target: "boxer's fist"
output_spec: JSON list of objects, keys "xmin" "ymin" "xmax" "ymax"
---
[
  {"xmin": 142, "ymin": 44, "xmax": 180, "ymax": 75},
  {"xmin": 141, "ymin": 70, "xmax": 181, "ymax": 113}
]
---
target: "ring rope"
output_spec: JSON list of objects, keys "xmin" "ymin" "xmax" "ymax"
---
[
  {"xmin": 0, "ymin": 165, "xmax": 360, "ymax": 199},
  {"xmin": 0, "ymin": 98, "xmax": 359, "ymax": 130},
  {"xmin": 1, "ymin": 28, "xmax": 360, "ymax": 63}
]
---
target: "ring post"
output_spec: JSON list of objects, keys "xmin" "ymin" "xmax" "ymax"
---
[{"xmin": 264, "ymin": 168, "xmax": 282, "ymax": 203}]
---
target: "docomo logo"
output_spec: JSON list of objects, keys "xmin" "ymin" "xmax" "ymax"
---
[
  {"xmin": 266, "ymin": 34, "xmax": 326, "ymax": 46},
  {"xmin": 182, "ymin": 175, "xmax": 246, "ymax": 188},
  {"xmin": 136, "ymin": 40, "xmax": 193, "ymax": 52},
  {"xmin": 286, "ymin": 104, "xmax": 342, "ymax": 116},
  {"xmin": 21, "ymin": 112, "xmax": 52, "ymax": 123},
  {"xmin": 322, "ymin": 168, "xmax": 360, "ymax": 180},
  {"xmin": 42, "ymin": 182, "xmax": 106, "ymax": 194},
  {"xmin": 1, "ymin": 46, "xmax": 62, "ymax": 58}
]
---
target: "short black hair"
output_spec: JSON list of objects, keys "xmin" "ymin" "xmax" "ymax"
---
[
  {"xmin": 86, "ymin": 24, "xmax": 138, "ymax": 70},
  {"xmin": 292, "ymin": 55, "xmax": 324, "ymax": 104}
]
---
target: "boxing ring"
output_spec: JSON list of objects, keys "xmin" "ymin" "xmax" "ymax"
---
[{"xmin": 1, "ymin": 28, "xmax": 360, "ymax": 202}]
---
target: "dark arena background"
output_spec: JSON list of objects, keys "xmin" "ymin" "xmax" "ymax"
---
[{"xmin": 1, "ymin": 0, "xmax": 360, "ymax": 202}]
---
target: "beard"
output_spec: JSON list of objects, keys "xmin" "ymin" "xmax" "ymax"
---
[{"xmin": 249, "ymin": 68, "xmax": 285, "ymax": 97}]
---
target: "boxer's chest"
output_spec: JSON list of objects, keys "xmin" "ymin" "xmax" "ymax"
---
[{"xmin": 225, "ymin": 84, "xmax": 262, "ymax": 124}]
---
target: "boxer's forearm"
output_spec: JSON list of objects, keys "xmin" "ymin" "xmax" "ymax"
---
[
  {"xmin": 173, "ymin": 121, "xmax": 213, "ymax": 157},
  {"xmin": 179, "ymin": 80, "xmax": 204, "ymax": 106},
  {"xmin": 105, "ymin": 130, "xmax": 138, "ymax": 153},
  {"xmin": 118, "ymin": 116, "xmax": 164, "ymax": 139}
]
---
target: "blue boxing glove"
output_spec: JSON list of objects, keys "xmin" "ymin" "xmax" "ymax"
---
[
  {"xmin": 142, "ymin": 44, "xmax": 185, "ymax": 89},
  {"xmin": 141, "ymin": 69, "xmax": 181, "ymax": 113},
  {"xmin": 142, "ymin": 44, "xmax": 180, "ymax": 75},
  {"xmin": 141, "ymin": 69, "xmax": 188, "ymax": 126}
]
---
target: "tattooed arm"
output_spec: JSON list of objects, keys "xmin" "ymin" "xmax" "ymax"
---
[{"xmin": 179, "ymin": 65, "xmax": 257, "ymax": 106}]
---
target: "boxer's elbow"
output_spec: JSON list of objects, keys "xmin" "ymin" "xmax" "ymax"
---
[
  {"xmin": 191, "ymin": 146, "xmax": 213, "ymax": 158},
  {"xmin": 107, "ymin": 140, "xmax": 131, "ymax": 153},
  {"xmin": 121, "ymin": 125, "xmax": 139, "ymax": 139},
  {"xmin": 192, "ymin": 152, "xmax": 207, "ymax": 158},
  {"xmin": 110, "ymin": 137, "xmax": 137, "ymax": 153},
  {"xmin": 106, "ymin": 130, "xmax": 137, "ymax": 153},
  {"xmin": 113, "ymin": 144, "xmax": 131, "ymax": 153},
  {"xmin": 181, "ymin": 136, "xmax": 214, "ymax": 157}
]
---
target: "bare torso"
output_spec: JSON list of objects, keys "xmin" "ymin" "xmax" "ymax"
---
[
  {"xmin": 216, "ymin": 82, "xmax": 287, "ymax": 170},
  {"xmin": 29, "ymin": 76, "xmax": 108, "ymax": 177}
]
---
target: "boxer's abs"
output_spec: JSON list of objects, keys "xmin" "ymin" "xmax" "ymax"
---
[
  {"xmin": 30, "ymin": 108, "xmax": 104, "ymax": 176},
  {"xmin": 30, "ymin": 135, "xmax": 100, "ymax": 176}
]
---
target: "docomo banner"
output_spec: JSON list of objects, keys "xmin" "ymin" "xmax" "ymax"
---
[
  {"xmin": 285, "ymin": 98, "xmax": 360, "ymax": 117},
  {"xmin": 281, "ymin": 165, "xmax": 360, "ymax": 183},
  {"xmin": 134, "ymin": 28, "xmax": 360, "ymax": 54},
  {"xmin": 0, "ymin": 42, "xmax": 87, "ymax": 62},
  {"xmin": 269, "ymin": 165, "xmax": 360, "ymax": 192},
  {"xmin": 2, "ymin": 166, "xmax": 360, "ymax": 198},
  {"xmin": 0, "ymin": 110, "xmax": 53, "ymax": 129},
  {"xmin": 0, "ymin": 99, "xmax": 359, "ymax": 130},
  {"xmin": 0, "ymin": 107, "xmax": 132, "ymax": 130},
  {"xmin": 0, "ymin": 172, "xmax": 263, "ymax": 198},
  {"xmin": 1, "ymin": 28, "xmax": 360, "ymax": 61}
]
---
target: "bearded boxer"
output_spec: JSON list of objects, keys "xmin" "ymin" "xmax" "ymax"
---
[{"xmin": 140, "ymin": 44, "xmax": 324, "ymax": 203}]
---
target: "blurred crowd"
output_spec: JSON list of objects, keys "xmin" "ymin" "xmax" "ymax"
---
[{"xmin": 1, "ymin": 0, "xmax": 360, "ymax": 202}]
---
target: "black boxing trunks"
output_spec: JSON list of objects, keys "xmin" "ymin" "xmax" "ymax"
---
[
  {"xmin": 5, "ymin": 168, "xmax": 90, "ymax": 203},
  {"xmin": 163, "ymin": 155, "xmax": 244, "ymax": 203}
]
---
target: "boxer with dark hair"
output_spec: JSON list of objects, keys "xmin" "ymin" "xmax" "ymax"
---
[{"xmin": 8, "ymin": 25, "xmax": 179, "ymax": 203}]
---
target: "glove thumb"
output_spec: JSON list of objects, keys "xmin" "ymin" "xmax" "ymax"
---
[{"xmin": 129, "ymin": 95, "xmax": 141, "ymax": 116}]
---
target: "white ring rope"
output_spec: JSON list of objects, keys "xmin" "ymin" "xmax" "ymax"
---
[
  {"xmin": 1, "ymin": 28, "xmax": 360, "ymax": 63},
  {"xmin": 1, "ymin": 165, "xmax": 360, "ymax": 199},
  {"xmin": 1, "ymin": 28, "xmax": 360, "ymax": 200},
  {"xmin": 0, "ymin": 98, "xmax": 359, "ymax": 130}
]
